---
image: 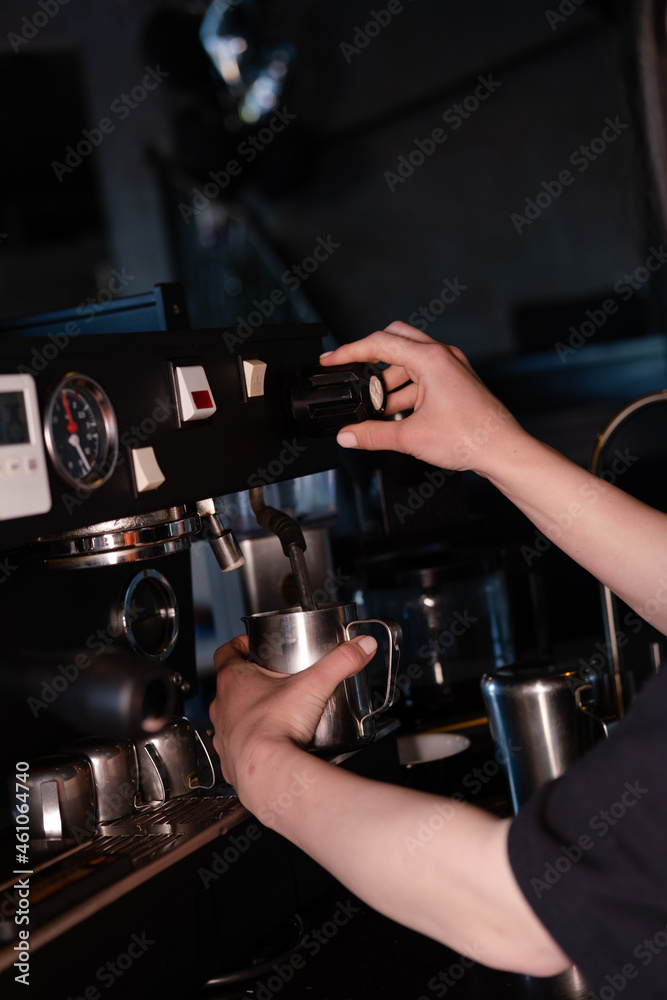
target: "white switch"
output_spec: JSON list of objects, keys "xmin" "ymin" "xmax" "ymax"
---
[
  {"xmin": 243, "ymin": 358, "xmax": 267, "ymax": 398},
  {"xmin": 175, "ymin": 365, "xmax": 217, "ymax": 422},
  {"xmin": 132, "ymin": 447, "xmax": 165, "ymax": 492}
]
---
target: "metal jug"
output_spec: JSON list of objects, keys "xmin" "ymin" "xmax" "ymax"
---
[
  {"xmin": 243, "ymin": 601, "xmax": 401, "ymax": 756},
  {"xmin": 481, "ymin": 663, "xmax": 616, "ymax": 813}
]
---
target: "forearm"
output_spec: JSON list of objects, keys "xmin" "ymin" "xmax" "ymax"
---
[
  {"xmin": 236, "ymin": 740, "xmax": 569, "ymax": 977},
  {"xmin": 483, "ymin": 431, "xmax": 667, "ymax": 632}
]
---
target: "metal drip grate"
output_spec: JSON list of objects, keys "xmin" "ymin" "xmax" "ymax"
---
[{"xmin": 0, "ymin": 793, "xmax": 247, "ymax": 961}]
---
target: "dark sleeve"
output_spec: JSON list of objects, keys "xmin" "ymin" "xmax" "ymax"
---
[{"xmin": 508, "ymin": 666, "xmax": 667, "ymax": 1000}]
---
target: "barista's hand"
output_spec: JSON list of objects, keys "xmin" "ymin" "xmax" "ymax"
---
[
  {"xmin": 324, "ymin": 324, "xmax": 667, "ymax": 636},
  {"xmin": 321, "ymin": 321, "xmax": 526, "ymax": 477},
  {"xmin": 209, "ymin": 633, "xmax": 376, "ymax": 795}
]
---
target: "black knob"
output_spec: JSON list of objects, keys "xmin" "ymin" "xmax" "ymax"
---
[{"xmin": 290, "ymin": 363, "xmax": 387, "ymax": 437}]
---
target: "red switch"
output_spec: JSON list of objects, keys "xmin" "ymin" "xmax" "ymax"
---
[
  {"xmin": 191, "ymin": 389, "xmax": 213, "ymax": 410},
  {"xmin": 174, "ymin": 365, "xmax": 217, "ymax": 423}
]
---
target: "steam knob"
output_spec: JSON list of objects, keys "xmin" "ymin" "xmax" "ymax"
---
[{"xmin": 290, "ymin": 363, "xmax": 387, "ymax": 437}]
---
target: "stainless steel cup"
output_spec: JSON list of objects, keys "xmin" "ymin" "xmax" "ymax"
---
[
  {"xmin": 243, "ymin": 601, "xmax": 401, "ymax": 755},
  {"xmin": 481, "ymin": 664, "xmax": 604, "ymax": 813},
  {"xmin": 16, "ymin": 755, "xmax": 96, "ymax": 843},
  {"xmin": 134, "ymin": 716, "xmax": 218, "ymax": 804},
  {"xmin": 63, "ymin": 739, "xmax": 140, "ymax": 824}
]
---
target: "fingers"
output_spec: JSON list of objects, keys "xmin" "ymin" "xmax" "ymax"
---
[
  {"xmin": 381, "ymin": 367, "xmax": 414, "ymax": 393},
  {"xmin": 385, "ymin": 382, "xmax": 418, "ymax": 415},
  {"xmin": 320, "ymin": 328, "xmax": 430, "ymax": 372},
  {"xmin": 383, "ymin": 320, "xmax": 435, "ymax": 343}
]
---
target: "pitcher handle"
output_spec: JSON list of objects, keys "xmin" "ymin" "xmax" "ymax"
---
[
  {"xmin": 575, "ymin": 684, "xmax": 619, "ymax": 739},
  {"xmin": 345, "ymin": 617, "xmax": 402, "ymax": 725}
]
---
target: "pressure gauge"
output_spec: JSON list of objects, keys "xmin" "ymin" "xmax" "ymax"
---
[{"xmin": 44, "ymin": 373, "xmax": 118, "ymax": 489}]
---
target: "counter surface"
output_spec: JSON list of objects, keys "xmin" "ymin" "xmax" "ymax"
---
[{"xmin": 199, "ymin": 883, "xmax": 592, "ymax": 1000}]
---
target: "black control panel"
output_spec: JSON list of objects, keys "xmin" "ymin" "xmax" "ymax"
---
[{"xmin": 0, "ymin": 324, "xmax": 340, "ymax": 551}]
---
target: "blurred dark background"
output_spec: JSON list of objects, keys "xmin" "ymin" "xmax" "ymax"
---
[
  {"xmin": 2, "ymin": 0, "xmax": 667, "ymax": 666},
  {"xmin": 0, "ymin": 0, "xmax": 653, "ymax": 349}
]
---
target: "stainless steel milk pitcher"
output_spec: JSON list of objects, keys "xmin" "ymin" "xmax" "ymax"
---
[
  {"xmin": 481, "ymin": 663, "xmax": 616, "ymax": 813},
  {"xmin": 243, "ymin": 601, "xmax": 401, "ymax": 755}
]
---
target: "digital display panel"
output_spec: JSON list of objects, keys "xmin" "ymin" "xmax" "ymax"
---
[{"xmin": 0, "ymin": 391, "xmax": 30, "ymax": 446}]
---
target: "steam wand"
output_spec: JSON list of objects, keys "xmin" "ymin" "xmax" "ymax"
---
[{"xmin": 248, "ymin": 487, "xmax": 318, "ymax": 611}]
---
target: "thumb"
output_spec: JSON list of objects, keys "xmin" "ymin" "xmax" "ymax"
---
[
  {"xmin": 337, "ymin": 419, "xmax": 407, "ymax": 454},
  {"xmin": 293, "ymin": 634, "xmax": 377, "ymax": 700}
]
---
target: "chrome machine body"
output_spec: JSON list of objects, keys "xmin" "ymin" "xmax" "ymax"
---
[{"xmin": 0, "ymin": 307, "xmax": 381, "ymax": 996}]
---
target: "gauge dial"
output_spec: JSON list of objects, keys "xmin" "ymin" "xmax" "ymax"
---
[{"xmin": 44, "ymin": 374, "xmax": 118, "ymax": 489}]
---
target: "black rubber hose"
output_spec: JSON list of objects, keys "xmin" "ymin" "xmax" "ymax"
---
[
  {"xmin": 249, "ymin": 487, "xmax": 306, "ymax": 557},
  {"xmin": 249, "ymin": 487, "xmax": 317, "ymax": 610}
]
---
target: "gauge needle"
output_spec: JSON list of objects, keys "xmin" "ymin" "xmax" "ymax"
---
[
  {"xmin": 68, "ymin": 433, "xmax": 91, "ymax": 473},
  {"xmin": 61, "ymin": 393, "xmax": 78, "ymax": 434}
]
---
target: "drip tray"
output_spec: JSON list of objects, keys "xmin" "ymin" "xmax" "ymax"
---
[{"xmin": 0, "ymin": 792, "xmax": 247, "ymax": 967}]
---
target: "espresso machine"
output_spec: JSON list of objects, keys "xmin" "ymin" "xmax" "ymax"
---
[{"xmin": 0, "ymin": 289, "xmax": 390, "ymax": 998}]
